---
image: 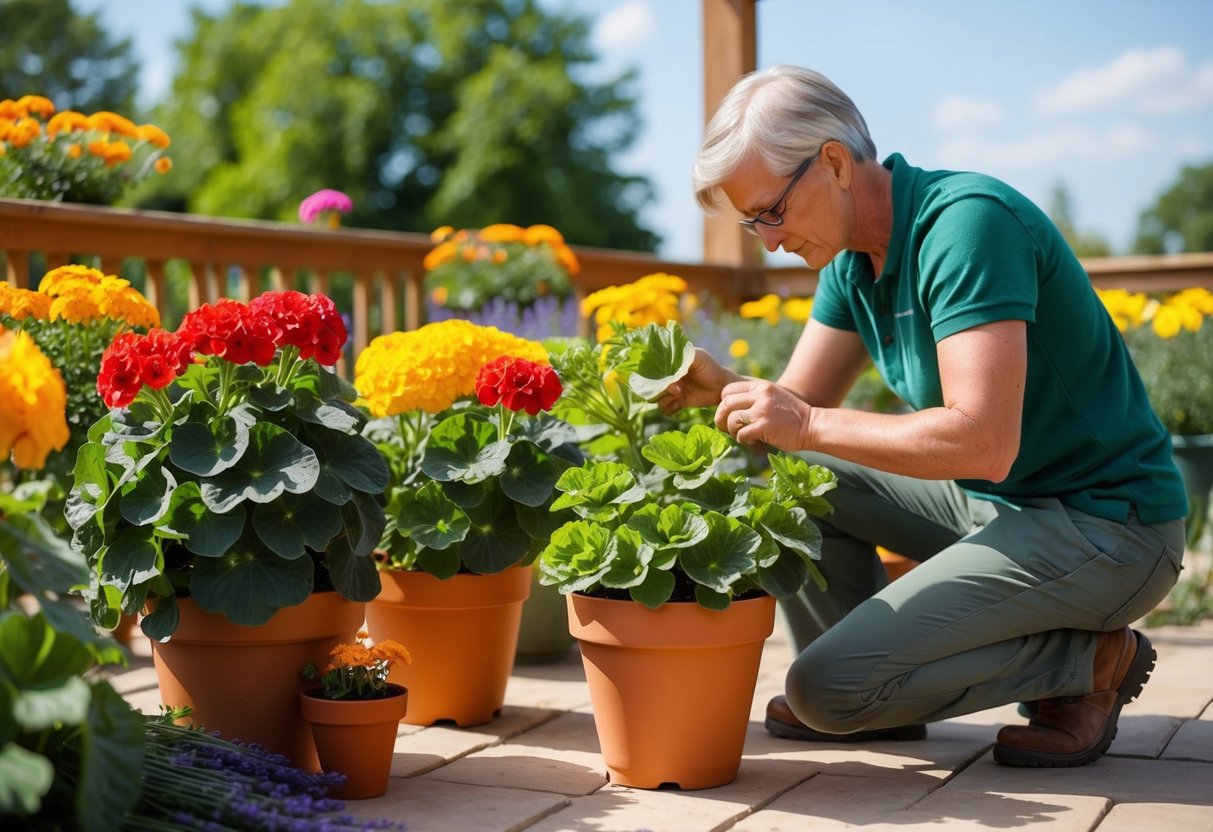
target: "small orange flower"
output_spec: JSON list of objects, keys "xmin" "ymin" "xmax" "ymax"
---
[
  {"xmin": 154, "ymin": 156, "xmax": 173, "ymax": 174},
  {"xmin": 135, "ymin": 123, "xmax": 171, "ymax": 148}
]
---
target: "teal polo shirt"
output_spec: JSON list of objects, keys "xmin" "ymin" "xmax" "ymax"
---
[{"xmin": 811, "ymin": 153, "xmax": 1187, "ymax": 524}]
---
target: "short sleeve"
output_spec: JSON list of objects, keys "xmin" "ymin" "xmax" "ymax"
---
[{"xmin": 810, "ymin": 259, "xmax": 859, "ymax": 332}]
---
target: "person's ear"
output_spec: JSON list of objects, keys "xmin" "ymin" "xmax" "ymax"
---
[{"xmin": 820, "ymin": 140, "xmax": 853, "ymax": 189}]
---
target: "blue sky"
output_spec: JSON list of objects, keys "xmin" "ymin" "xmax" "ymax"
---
[{"xmin": 76, "ymin": 1, "xmax": 1213, "ymax": 262}]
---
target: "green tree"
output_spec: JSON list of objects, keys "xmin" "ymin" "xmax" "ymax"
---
[
  {"xmin": 136, "ymin": 0, "xmax": 659, "ymax": 251},
  {"xmin": 1046, "ymin": 181, "xmax": 1112, "ymax": 257},
  {"xmin": 1133, "ymin": 161, "xmax": 1213, "ymax": 254},
  {"xmin": 0, "ymin": 0, "xmax": 140, "ymax": 114}
]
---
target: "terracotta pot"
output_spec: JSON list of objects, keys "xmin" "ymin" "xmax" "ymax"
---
[
  {"xmin": 300, "ymin": 684, "xmax": 409, "ymax": 800},
  {"xmin": 365, "ymin": 566, "xmax": 530, "ymax": 726},
  {"xmin": 569, "ymin": 592, "xmax": 775, "ymax": 790},
  {"xmin": 111, "ymin": 611, "xmax": 139, "ymax": 646},
  {"xmin": 150, "ymin": 592, "xmax": 365, "ymax": 770},
  {"xmin": 516, "ymin": 569, "xmax": 575, "ymax": 663}
]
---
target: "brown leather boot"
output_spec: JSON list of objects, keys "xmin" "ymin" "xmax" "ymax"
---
[
  {"xmin": 765, "ymin": 695, "xmax": 927, "ymax": 742},
  {"xmin": 993, "ymin": 627, "xmax": 1155, "ymax": 767}
]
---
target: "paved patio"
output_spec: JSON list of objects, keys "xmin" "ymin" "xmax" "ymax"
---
[{"xmin": 112, "ymin": 597, "xmax": 1213, "ymax": 831}]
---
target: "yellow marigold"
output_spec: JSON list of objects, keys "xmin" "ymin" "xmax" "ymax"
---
[
  {"xmin": 15, "ymin": 94, "xmax": 55, "ymax": 118},
  {"xmin": 101, "ymin": 139, "xmax": 132, "ymax": 168},
  {"xmin": 0, "ymin": 328, "xmax": 69, "ymax": 470},
  {"xmin": 371, "ymin": 640, "xmax": 412, "ymax": 665},
  {"xmin": 87, "ymin": 110, "xmax": 139, "ymax": 137},
  {"xmin": 430, "ymin": 225, "xmax": 455, "ymax": 242},
  {"xmin": 46, "ymin": 110, "xmax": 90, "ymax": 137},
  {"xmin": 554, "ymin": 245, "xmax": 580, "ymax": 275},
  {"xmin": 135, "ymin": 123, "xmax": 171, "ymax": 148},
  {"xmin": 7, "ymin": 117, "xmax": 41, "ymax": 149},
  {"xmin": 524, "ymin": 224, "xmax": 565, "ymax": 246},
  {"xmin": 740, "ymin": 294, "xmax": 782, "ymax": 325},
  {"xmin": 0, "ymin": 282, "xmax": 51, "ymax": 320},
  {"xmin": 423, "ymin": 240, "xmax": 459, "ymax": 271},
  {"xmin": 478, "ymin": 223, "xmax": 526, "ymax": 244},
  {"xmin": 729, "ymin": 339, "xmax": 750, "ymax": 359},
  {"xmin": 38, "ymin": 265, "xmax": 158, "ymax": 327},
  {"xmin": 782, "ymin": 297, "xmax": 813, "ymax": 323},
  {"xmin": 0, "ymin": 99, "xmax": 18, "ymax": 120},
  {"xmin": 582, "ymin": 273, "xmax": 687, "ymax": 341},
  {"xmin": 355, "ymin": 320, "xmax": 548, "ymax": 417},
  {"xmin": 154, "ymin": 156, "xmax": 173, "ymax": 174}
]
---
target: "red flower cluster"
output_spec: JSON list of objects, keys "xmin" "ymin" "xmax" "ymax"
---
[
  {"xmin": 178, "ymin": 299, "xmax": 282, "ymax": 367},
  {"xmin": 97, "ymin": 329, "xmax": 193, "ymax": 408},
  {"xmin": 95, "ymin": 291, "xmax": 349, "ymax": 411},
  {"xmin": 474, "ymin": 356, "xmax": 562, "ymax": 415},
  {"xmin": 249, "ymin": 290, "xmax": 347, "ymax": 366}
]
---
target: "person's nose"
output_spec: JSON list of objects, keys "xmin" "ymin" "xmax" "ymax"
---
[{"xmin": 755, "ymin": 223, "xmax": 785, "ymax": 253}]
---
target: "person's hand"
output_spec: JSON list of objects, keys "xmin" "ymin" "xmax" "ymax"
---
[
  {"xmin": 656, "ymin": 348, "xmax": 741, "ymax": 414},
  {"xmin": 715, "ymin": 378, "xmax": 813, "ymax": 450}
]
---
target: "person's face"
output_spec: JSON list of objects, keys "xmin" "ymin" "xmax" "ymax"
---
[{"xmin": 721, "ymin": 141, "xmax": 847, "ymax": 270}]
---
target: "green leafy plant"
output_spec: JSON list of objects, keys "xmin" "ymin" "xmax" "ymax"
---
[
  {"xmin": 538, "ymin": 426, "xmax": 837, "ymax": 609},
  {"xmin": 66, "ymin": 292, "xmax": 387, "ymax": 640},
  {"xmin": 356, "ymin": 325, "xmax": 586, "ymax": 578}
]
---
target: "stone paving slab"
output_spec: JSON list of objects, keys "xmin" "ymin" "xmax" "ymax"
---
[
  {"xmin": 356, "ymin": 777, "xmax": 568, "ymax": 831},
  {"xmin": 1096, "ymin": 802, "xmax": 1213, "ymax": 832},
  {"xmin": 948, "ymin": 755, "xmax": 1213, "ymax": 805},
  {"xmin": 729, "ymin": 773, "xmax": 938, "ymax": 831},
  {"xmin": 388, "ymin": 706, "xmax": 559, "ymax": 777}
]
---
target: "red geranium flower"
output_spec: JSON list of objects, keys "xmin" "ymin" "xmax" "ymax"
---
[
  {"xmin": 97, "ymin": 329, "xmax": 192, "ymax": 408},
  {"xmin": 249, "ymin": 290, "xmax": 347, "ymax": 366},
  {"xmin": 474, "ymin": 356, "xmax": 562, "ymax": 415},
  {"xmin": 178, "ymin": 299, "xmax": 281, "ymax": 366}
]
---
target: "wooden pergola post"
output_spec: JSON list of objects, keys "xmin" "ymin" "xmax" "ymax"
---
[{"xmin": 701, "ymin": 0, "xmax": 760, "ymax": 275}]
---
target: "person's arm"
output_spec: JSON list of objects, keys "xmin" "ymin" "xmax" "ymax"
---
[
  {"xmin": 719, "ymin": 319, "xmax": 1026, "ymax": 482},
  {"xmin": 777, "ymin": 318, "xmax": 870, "ymax": 407}
]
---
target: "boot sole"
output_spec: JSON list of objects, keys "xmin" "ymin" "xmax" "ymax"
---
[
  {"xmin": 764, "ymin": 716, "xmax": 927, "ymax": 743},
  {"xmin": 993, "ymin": 631, "xmax": 1156, "ymax": 767}
]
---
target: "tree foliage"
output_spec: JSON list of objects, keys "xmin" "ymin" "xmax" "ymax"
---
[
  {"xmin": 135, "ymin": 0, "xmax": 659, "ymax": 251},
  {"xmin": 1133, "ymin": 161, "xmax": 1213, "ymax": 254},
  {"xmin": 1046, "ymin": 181, "xmax": 1111, "ymax": 258},
  {"xmin": 0, "ymin": 0, "xmax": 140, "ymax": 114}
]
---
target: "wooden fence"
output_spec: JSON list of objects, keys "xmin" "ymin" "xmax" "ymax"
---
[{"xmin": 4, "ymin": 198, "xmax": 1213, "ymax": 359}]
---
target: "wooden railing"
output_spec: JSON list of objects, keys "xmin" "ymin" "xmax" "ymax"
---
[{"xmin": 4, "ymin": 198, "xmax": 1213, "ymax": 356}]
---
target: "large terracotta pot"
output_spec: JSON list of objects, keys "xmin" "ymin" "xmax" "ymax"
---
[
  {"xmin": 365, "ymin": 566, "xmax": 531, "ymax": 726},
  {"xmin": 300, "ymin": 684, "xmax": 409, "ymax": 800},
  {"xmin": 150, "ymin": 592, "xmax": 365, "ymax": 770},
  {"xmin": 1172, "ymin": 433, "xmax": 1213, "ymax": 546},
  {"xmin": 569, "ymin": 592, "xmax": 775, "ymax": 790}
]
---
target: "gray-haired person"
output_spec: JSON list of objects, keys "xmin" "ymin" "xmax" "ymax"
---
[{"xmin": 659, "ymin": 65, "xmax": 1186, "ymax": 767}]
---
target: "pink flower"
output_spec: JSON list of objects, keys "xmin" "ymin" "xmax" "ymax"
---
[{"xmin": 298, "ymin": 189, "xmax": 353, "ymax": 224}]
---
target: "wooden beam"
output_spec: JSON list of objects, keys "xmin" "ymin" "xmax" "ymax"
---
[{"xmin": 701, "ymin": 0, "xmax": 761, "ymax": 276}]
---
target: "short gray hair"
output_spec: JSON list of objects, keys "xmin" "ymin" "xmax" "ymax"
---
[{"xmin": 692, "ymin": 66, "xmax": 878, "ymax": 213}]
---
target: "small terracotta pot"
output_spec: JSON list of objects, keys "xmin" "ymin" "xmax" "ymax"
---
[
  {"xmin": 300, "ymin": 685, "xmax": 408, "ymax": 800},
  {"xmin": 569, "ymin": 592, "xmax": 775, "ymax": 790},
  {"xmin": 150, "ymin": 592, "xmax": 365, "ymax": 770},
  {"xmin": 365, "ymin": 566, "xmax": 531, "ymax": 726}
]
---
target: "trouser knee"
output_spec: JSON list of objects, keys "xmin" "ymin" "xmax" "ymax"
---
[{"xmin": 785, "ymin": 641, "xmax": 870, "ymax": 733}]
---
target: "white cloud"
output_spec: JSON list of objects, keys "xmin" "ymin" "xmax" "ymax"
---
[
  {"xmin": 937, "ymin": 122, "xmax": 1155, "ymax": 169},
  {"xmin": 1035, "ymin": 45, "xmax": 1213, "ymax": 115},
  {"xmin": 931, "ymin": 94, "xmax": 1006, "ymax": 131},
  {"xmin": 592, "ymin": 0, "xmax": 657, "ymax": 55}
]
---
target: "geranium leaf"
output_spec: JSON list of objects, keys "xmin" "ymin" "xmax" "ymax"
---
[
  {"xmin": 642, "ymin": 425, "xmax": 732, "ymax": 482},
  {"xmin": 248, "ymin": 384, "xmax": 293, "ymax": 411},
  {"xmin": 768, "ymin": 453, "xmax": 838, "ymax": 517},
  {"xmin": 168, "ymin": 414, "xmax": 251, "ymax": 477},
  {"xmin": 615, "ymin": 321, "xmax": 696, "ymax": 401},
  {"xmin": 159, "ymin": 481, "xmax": 243, "ymax": 558},
  {"xmin": 295, "ymin": 389, "xmax": 363, "ymax": 433},
  {"xmin": 322, "ymin": 527, "xmax": 382, "ymax": 602},
  {"xmin": 0, "ymin": 743, "xmax": 54, "ymax": 815},
  {"xmin": 253, "ymin": 492, "xmax": 345, "ymax": 559},
  {"xmin": 537, "ymin": 520, "xmax": 614, "ymax": 594},
  {"xmin": 629, "ymin": 568, "xmax": 675, "ymax": 609},
  {"xmin": 200, "ymin": 423, "xmax": 320, "ymax": 512},
  {"xmin": 499, "ymin": 441, "xmax": 560, "ymax": 507},
  {"xmin": 416, "ymin": 546, "xmax": 461, "ymax": 580},
  {"xmin": 753, "ymin": 503, "xmax": 824, "ymax": 562},
  {"xmin": 100, "ymin": 526, "xmax": 160, "ymax": 592},
  {"xmin": 456, "ymin": 490, "xmax": 530, "ymax": 574},
  {"xmin": 751, "ymin": 538, "xmax": 808, "ymax": 600},
  {"xmin": 677, "ymin": 512, "xmax": 760, "ymax": 594},
  {"xmin": 624, "ymin": 503, "xmax": 708, "ymax": 549},
  {"xmin": 0, "ymin": 613, "xmax": 93, "ymax": 687},
  {"xmin": 119, "ymin": 464, "xmax": 176, "ymax": 526},
  {"xmin": 139, "ymin": 595, "xmax": 179, "ymax": 642},
  {"xmin": 397, "ymin": 481, "xmax": 470, "ymax": 550},
  {"xmin": 189, "ymin": 550, "xmax": 314, "ymax": 626},
  {"xmin": 309, "ymin": 426, "xmax": 390, "ymax": 498},
  {"xmin": 421, "ymin": 413, "xmax": 510, "ymax": 483},
  {"xmin": 694, "ymin": 584, "xmax": 732, "ymax": 611},
  {"xmin": 550, "ymin": 462, "xmax": 646, "ymax": 522},
  {"xmin": 600, "ymin": 528, "xmax": 653, "ymax": 589}
]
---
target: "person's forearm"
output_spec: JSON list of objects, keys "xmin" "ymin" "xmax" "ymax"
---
[{"xmin": 805, "ymin": 405, "xmax": 1019, "ymax": 482}]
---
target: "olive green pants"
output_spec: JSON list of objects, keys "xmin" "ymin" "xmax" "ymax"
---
[{"xmin": 781, "ymin": 453, "xmax": 1186, "ymax": 733}]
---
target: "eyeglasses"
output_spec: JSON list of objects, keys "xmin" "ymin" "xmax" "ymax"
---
[{"xmin": 738, "ymin": 154, "xmax": 819, "ymax": 236}]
